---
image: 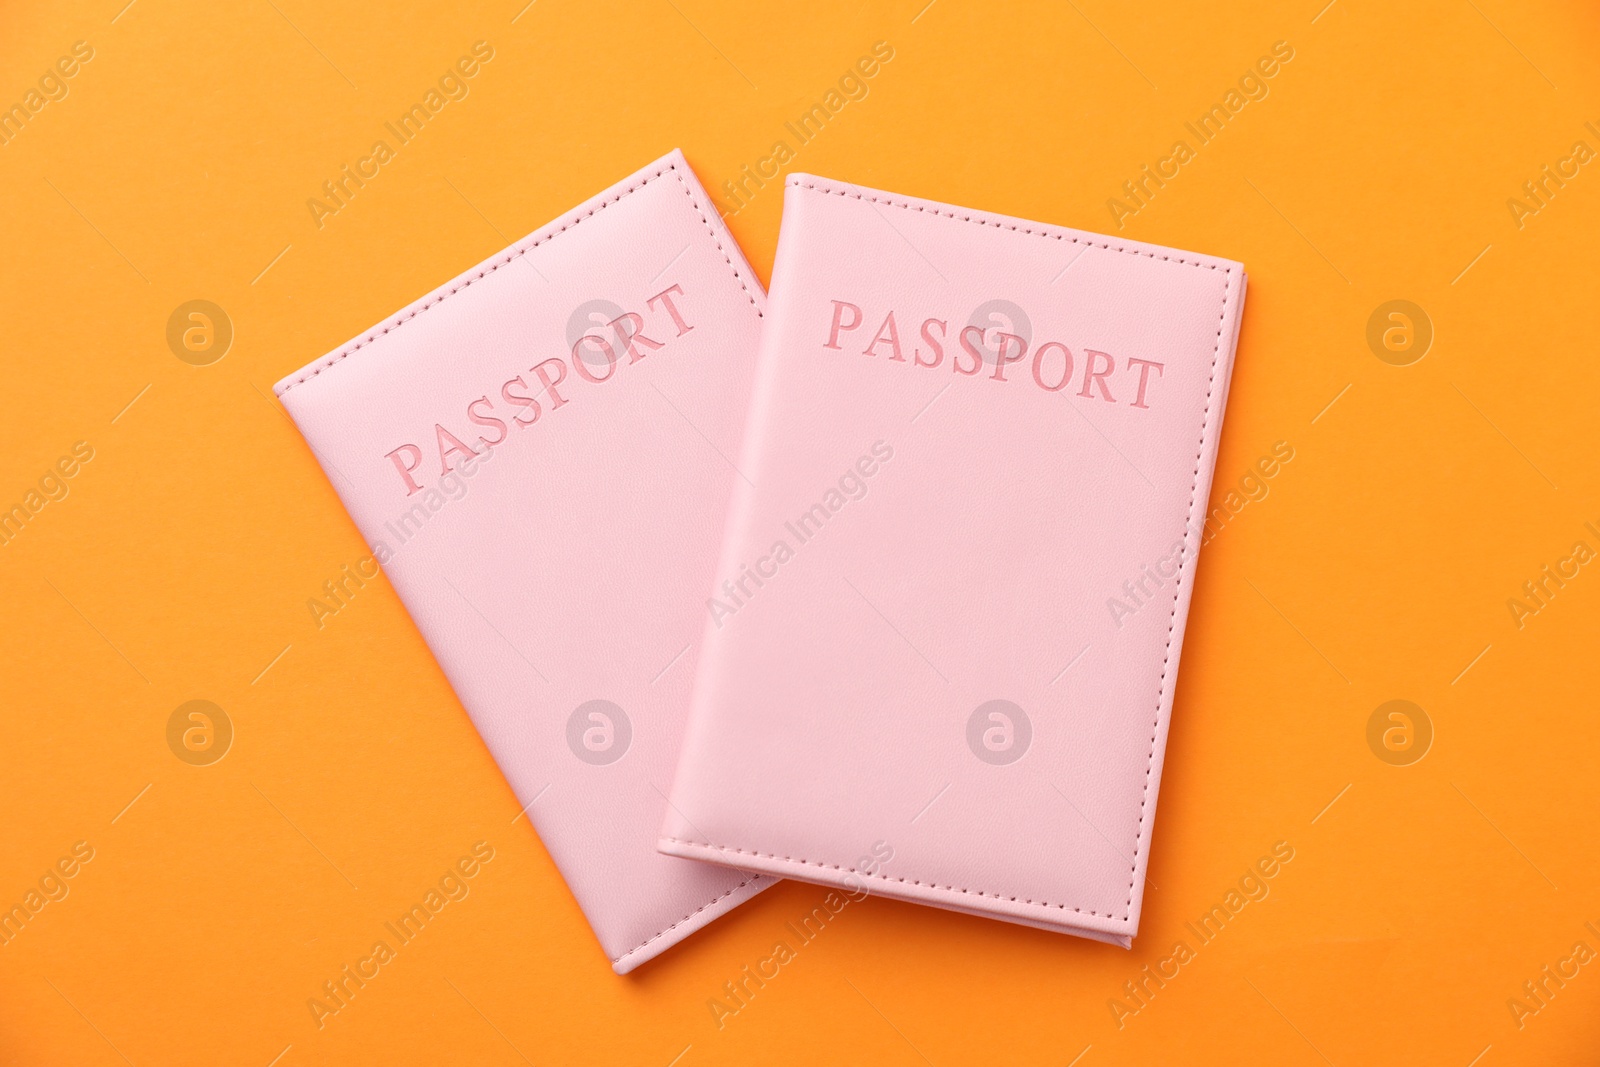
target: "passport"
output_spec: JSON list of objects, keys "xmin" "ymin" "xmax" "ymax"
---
[
  {"xmin": 660, "ymin": 173, "xmax": 1247, "ymax": 946},
  {"xmin": 275, "ymin": 150, "xmax": 772, "ymax": 973}
]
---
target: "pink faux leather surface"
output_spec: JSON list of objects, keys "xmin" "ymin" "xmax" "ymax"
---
[
  {"xmin": 659, "ymin": 174, "xmax": 1247, "ymax": 946},
  {"xmin": 274, "ymin": 150, "xmax": 772, "ymax": 973}
]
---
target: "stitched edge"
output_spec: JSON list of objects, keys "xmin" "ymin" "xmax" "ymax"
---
[
  {"xmin": 790, "ymin": 178, "xmax": 1232, "ymax": 273},
  {"xmin": 662, "ymin": 838, "xmax": 1125, "ymax": 921},
  {"xmin": 277, "ymin": 158, "xmax": 762, "ymax": 396},
  {"xmin": 1121, "ymin": 241, "xmax": 1233, "ymax": 920},
  {"xmin": 610, "ymin": 874, "xmax": 767, "ymax": 968},
  {"xmin": 671, "ymin": 177, "xmax": 1239, "ymax": 925}
]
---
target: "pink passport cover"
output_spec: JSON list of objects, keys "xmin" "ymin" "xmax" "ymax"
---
[
  {"xmin": 274, "ymin": 150, "xmax": 771, "ymax": 973},
  {"xmin": 659, "ymin": 174, "xmax": 1246, "ymax": 947}
]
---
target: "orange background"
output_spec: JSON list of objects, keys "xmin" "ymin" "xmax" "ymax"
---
[{"xmin": 2, "ymin": 1, "xmax": 1598, "ymax": 1063}]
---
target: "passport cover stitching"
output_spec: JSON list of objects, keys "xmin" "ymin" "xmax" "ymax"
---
[
  {"xmin": 611, "ymin": 875, "xmax": 760, "ymax": 969},
  {"xmin": 277, "ymin": 162, "xmax": 762, "ymax": 397}
]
